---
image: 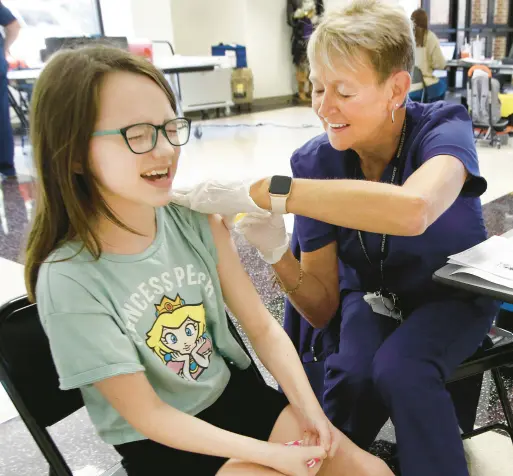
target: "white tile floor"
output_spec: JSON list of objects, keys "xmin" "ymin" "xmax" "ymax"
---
[
  {"xmin": 465, "ymin": 433, "xmax": 513, "ymax": 475},
  {"xmin": 176, "ymin": 107, "xmax": 322, "ymax": 187},
  {"xmin": 2, "ymin": 106, "xmax": 513, "ymax": 474},
  {"xmin": 0, "ymin": 385, "xmax": 17, "ymax": 425},
  {"xmin": 0, "ymin": 257, "xmax": 25, "ymax": 425}
]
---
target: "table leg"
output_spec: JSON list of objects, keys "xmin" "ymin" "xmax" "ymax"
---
[
  {"xmin": 447, "ymin": 67, "xmax": 457, "ymax": 89},
  {"xmin": 7, "ymin": 87, "xmax": 29, "ymax": 131},
  {"xmin": 164, "ymin": 73, "xmax": 184, "ymax": 117}
]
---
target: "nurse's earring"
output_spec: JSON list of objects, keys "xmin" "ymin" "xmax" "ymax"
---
[{"xmin": 391, "ymin": 103, "xmax": 399, "ymax": 123}]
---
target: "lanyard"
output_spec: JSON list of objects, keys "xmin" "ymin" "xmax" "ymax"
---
[{"xmin": 355, "ymin": 117, "xmax": 408, "ymax": 296}]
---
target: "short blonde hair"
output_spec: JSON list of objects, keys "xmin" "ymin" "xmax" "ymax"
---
[{"xmin": 308, "ymin": 0, "xmax": 415, "ymax": 83}]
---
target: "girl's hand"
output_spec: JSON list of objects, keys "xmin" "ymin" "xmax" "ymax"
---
[
  {"xmin": 299, "ymin": 406, "xmax": 340, "ymax": 459},
  {"xmin": 235, "ymin": 212, "xmax": 289, "ymax": 264},
  {"xmin": 265, "ymin": 443, "xmax": 326, "ymax": 476}
]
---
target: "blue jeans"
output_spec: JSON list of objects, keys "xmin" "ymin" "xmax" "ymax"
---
[
  {"xmin": 409, "ymin": 77, "xmax": 448, "ymax": 103},
  {"xmin": 0, "ymin": 73, "xmax": 15, "ymax": 176}
]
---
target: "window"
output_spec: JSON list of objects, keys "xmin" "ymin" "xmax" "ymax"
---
[
  {"xmin": 494, "ymin": 0, "xmax": 509, "ymax": 25},
  {"xmin": 4, "ymin": 0, "xmax": 102, "ymax": 67},
  {"xmin": 429, "ymin": 0, "xmax": 451, "ymax": 25},
  {"xmin": 471, "ymin": 0, "xmax": 488, "ymax": 25},
  {"xmin": 493, "ymin": 35, "xmax": 507, "ymax": 59},
  {"xmin": 18, "ymin": 9, "xmax": 59, "ymax": 28},
  {"xmin": 397, "ymin": 0, "xmax": 422, "ymax": 17},
  {"xmin": 424, "ymin": 0, "xmax": 513, "ymax": 61}
]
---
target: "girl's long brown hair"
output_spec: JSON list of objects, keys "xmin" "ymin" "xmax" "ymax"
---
[
  {"xmin": 25, "ymin": 46, "xmax": 176, "ymax": 302},
  {"xmin": 411, "ymin": 8, "xmax": 429, "ymax": 48}
]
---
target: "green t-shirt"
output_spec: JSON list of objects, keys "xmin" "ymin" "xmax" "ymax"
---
[{"xmin": 36, "ymin": 204, "xmax": 250, "ymax": 445}]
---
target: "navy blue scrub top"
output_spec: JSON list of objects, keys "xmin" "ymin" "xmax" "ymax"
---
[
  {"xmin": 287, "ymin": 102, "xmax": 493, "ymax": 355},
  {"xmin": 0, "ymin": 3, "xmax": 16, "ymax": 76}
]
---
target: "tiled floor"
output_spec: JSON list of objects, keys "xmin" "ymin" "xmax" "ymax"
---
[{"xmin": 1, "ymin": 106, "xmax": 513, "ymax": 475}]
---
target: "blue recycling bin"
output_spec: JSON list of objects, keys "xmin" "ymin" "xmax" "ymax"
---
[{"xmin": 211, "ymin": 43, "xmax": 247, "ymax": 68}]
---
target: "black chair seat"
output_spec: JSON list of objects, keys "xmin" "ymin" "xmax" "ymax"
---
[
  {"xmin": 449, "ymin": 326, "xmax": 513, "ymax": 383},
  {"xmin": 495, "ymin": 118, "xmax": 510, "ymax": 131},
  {"xmin": 474, "ymin": 118, "xmax": 509, "ymax": 130},
  {"xmin": 447, "ymin": 325, "xmax": 513, "ymax": 442}
]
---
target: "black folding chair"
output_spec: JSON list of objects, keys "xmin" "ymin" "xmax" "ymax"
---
[
  {"xmin": 448, "ymin": 325, "xmax": 513, "ymax": 443},
  {"xmin": 0, "ymin": 295, "xmax": 125, "ymax": 476},
  {"xmin": 0, "ymin": 295, "xmax": 265, "ymax": 475}
]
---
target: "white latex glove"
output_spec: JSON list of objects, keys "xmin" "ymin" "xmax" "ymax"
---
[
  {"xmin": 235, "ymin": 212, "xmax": 290, "ymax": 264},
  {"xmin": 169, "ymin": 179, "xmax": 266, "ymax": 229}
]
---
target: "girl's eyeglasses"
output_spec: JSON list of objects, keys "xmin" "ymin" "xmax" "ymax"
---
[{"xmin": 92, "ymin": 118, "xmax": 191, "ymax": 154}]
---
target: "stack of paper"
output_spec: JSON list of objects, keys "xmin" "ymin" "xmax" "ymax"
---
[{"xmin": 448, "ymin": 235, "xmax": 513, "ymax": 289}]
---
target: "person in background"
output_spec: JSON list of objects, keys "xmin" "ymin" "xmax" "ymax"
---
[
  {"xmin": 409, "ymin": 8, "xmax": 447, "ymax": 102},
  {"xmin": 287, "ymin": 0, "xmax": 324, "ymax": 103},
  {"xmin": 0, "ymin": 1, "xmax": 19, "ymax": 178}
]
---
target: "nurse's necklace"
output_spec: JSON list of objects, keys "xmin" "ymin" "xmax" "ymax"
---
[{"xmin": 355, "ymin": 116, "xmax": 408, "ymax": 319}]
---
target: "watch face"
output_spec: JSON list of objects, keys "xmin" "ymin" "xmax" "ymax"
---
[{"xmin": 269, "ymin": 175, "xmax": 292, "ymax": 195}]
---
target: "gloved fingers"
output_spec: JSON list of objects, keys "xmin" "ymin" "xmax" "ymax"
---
[
  {"xmin": 235, "ymin": 211, "xmax": 273, "ymax": 227},
  {"xmin": 168, "ymin": 189, "xmax": 190, "ymax": 206},
  {"xmin": 239, "ymin": 214, "xmax": 286, "ymax": 231},
  {"xmin": 259, "ymin": 241, "xmax": 291, "ymax": 265}
]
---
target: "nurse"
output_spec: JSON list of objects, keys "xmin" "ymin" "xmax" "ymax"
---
[{"xmin": 171, "ymin": 1, "xmax": 498, "ymax": 475}]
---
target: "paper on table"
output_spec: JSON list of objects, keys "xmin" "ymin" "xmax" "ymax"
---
[
  {"xmin": 451, "ymin": 267, "xmax": 513, "ymax": 290},
  {"xmin": 448, "ymin": 235, "xmax": 513, "ymax": 281}
]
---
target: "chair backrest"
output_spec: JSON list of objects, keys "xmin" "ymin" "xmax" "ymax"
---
[
  {"xmin": 411, "ymin": 66, "xmax": 427, "ymax": 102},
  {"xmin": 0, "ymin": 296, "xmax": 84, "ymax": 428},
  {"xmin": 448, "ymin": 326, "xmax": 513, "ymax": 383},
  {"xmin": 411, "ymin": 66, "xmax": 425, "ymax": 85}
]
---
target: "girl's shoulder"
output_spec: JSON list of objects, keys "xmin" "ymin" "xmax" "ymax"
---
[
  {"xmin": 39, "ymin": 241, "xmax": 94, "ymax": 278},
  {"xmin": 35, "ymin": 242, "xmax": 103, "ymax": 317},
  {"xmin": 161, "ymin": 204, "xmax": 218, "ymax": 265}
]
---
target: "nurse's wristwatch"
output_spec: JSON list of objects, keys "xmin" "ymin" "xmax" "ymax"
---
[{"xmin": 268, "ymin": 175, "xmax": 293, "ymax": 214}]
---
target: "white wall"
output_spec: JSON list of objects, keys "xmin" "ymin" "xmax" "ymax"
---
[
  {"xmin": 325, "ymin": 0, "xmax": 352, "ymax": 9},
  {"xmin": 100, "ymin": 0, "xmax": 135, "ymax": 37},
  {"xmin": 169, "ymin": 0, "xmax": 246, "ymax": 56},
  {"xmin": 100, "ymin": 0, "xmax": 173, "ymax": 43},
  {"xmin": 130, "ymin": 0, "xmax": 174, "ymax": 43},
  {"xmin": 326, "ymin": 0, "xmax": 420, "ymax": 14},
  {"xmin": 397, "ymin": 0, "xmax": 422, "ymax": 17},
  {"xmin": 243, "ymin": 0, "xmax": 295, "ymax": 99}
]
